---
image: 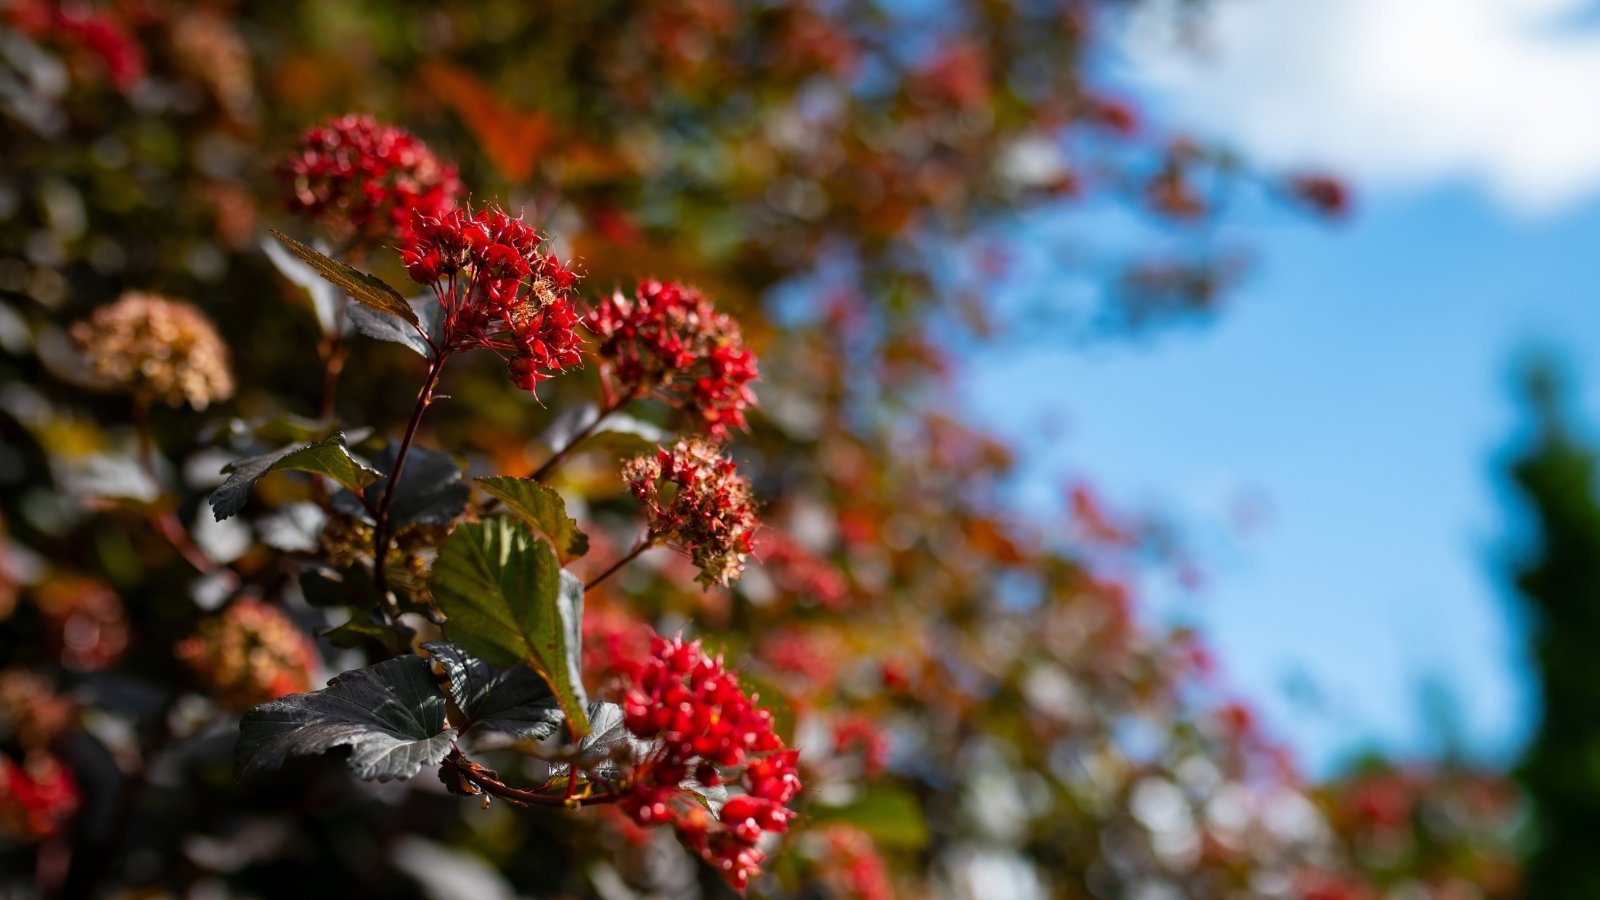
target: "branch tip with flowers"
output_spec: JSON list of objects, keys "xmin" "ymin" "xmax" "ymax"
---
[{"xmin": 207, "ymin": 115, "xmax": 796, "ymax": 891}]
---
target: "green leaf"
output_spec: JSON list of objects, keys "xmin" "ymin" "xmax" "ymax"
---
[
  {"xmin": 209, "ymin": 433, "xmax": 382, "ymax": 521},
  {"xmin": 422, "ymin": 641, "xmax": 564, "ymax": 744},
  {"xmin": 245, "ymin": 413, "xmax": 344, "ymax": 445},
  {"xmin": 334, "ymin": 444, "xmax": 468, "ymax": 528},
  {"xmin": 475, "ymin": 476, "xmax": 589, "ymax": 562},
  {"xmin": 810, "ymin": 787, "xmax": 929, "ymax": 850},
  {"xmin": 236, "ymin": 656, "xmax": 452, "ymax": 782},
  {"xmin": 269, "ymin": 229, "xmax": 418, "ymax": 325},
  {"xmin": 430, "ymin": 520, "xmax": 590, "ymax": 738},
  {"xmin": 321, "ymin": 608, "xmax": 415, "ymax": 657}
]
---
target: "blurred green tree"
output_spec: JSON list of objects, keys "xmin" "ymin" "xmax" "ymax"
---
[{"xmin": 1511, "ymin": 362, "xmax": 1600, "ymax": 900}]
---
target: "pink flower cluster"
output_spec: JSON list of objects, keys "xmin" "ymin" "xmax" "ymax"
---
[
  {"xmin": 619, "ymin": 635, "xmax": 801, "ymax": 891},
  {"xmin": 624, "ymin": 439, "xmax": 759, "ymax": 587},
  {"xmin": 279, "ymin": 114, "xmax": 463, "ymax": 244},
  {"xmin": 400, "ymin": 205, "xmax": 584, "ymax": 393},
  {"xmin": 587, "ymin": 280, "xmax": 758, "ymax": 436}
]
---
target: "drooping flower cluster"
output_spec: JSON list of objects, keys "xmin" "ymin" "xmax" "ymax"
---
[
  {"xmin": 587, "ymin": 280, "xmax": 758, "ymax": 436},
  {"xmin": 831, "ymin": 713, "xmax": 890, "ymax": 777},
  {"xmin": 175, "ymin": 600, "xmax": 317, "ymax": 712},
  {"xmin": 623, "ymin": 439, "xmax": 759, "ymax": 587},
  {"xmin": 0, "ymin": 754, "xmax": 79, "ymax": 842},
  {"xmin": 30, "ymin": 576, "xmax": 129, "ymax": 671},
  {"xmin": 618, "ymin": 635, "xmax": 802, "ymax": 891},
  {"xmin": 71, "ymin": 292, "xmax": 235, "ymax": 410},
  {"xmin": 399, "ymin": 205, "xmax": 584, "ymax": 393},
  {"xmin": 278, "ymin": 114, "xmax": 463, "ymax": 244}
]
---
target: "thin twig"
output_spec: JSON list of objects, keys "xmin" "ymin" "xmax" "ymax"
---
[
  {"xmin": 528, "ymin": 386, "xmax": 640, "ymax": 483},
  {"xmin": 131, "ymin": 393, "xmax": 233, "ymax": 581},
  {"xmin": 316, "ymin": 337, "xmax": 349, "ymax": 423},
  {"xmin": 585, "ymin": 536, "xmax": 653, "ymax": 592},
  {"xmin": 372, "ymin": 355, "xmax": 447, "ymax": 620},
  {"xmin": 443, "ymin": 748, "xmax": 617, "ymax": 809}
]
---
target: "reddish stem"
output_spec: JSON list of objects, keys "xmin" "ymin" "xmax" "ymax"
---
[
  {"xmin": 585, "ymin": 535, "xmax": 654, "ymax": 592},
  {"xmin": 443, "ymin": 748, "xmax": 617, "ymax": 808},
  {"xmin": 528, "ymin": 385, "xmax": 641, "ymax": 483},
  {"xmin": 317, "ymin": 337, "xmax": 349, "ymax": 423},
  {"xmin": 372, "ymin": 353, "xmax": 447, "ymax": 619},
  {"xmin": 131, "ymin": 393, "xmax": 235, "ymax": 583}
]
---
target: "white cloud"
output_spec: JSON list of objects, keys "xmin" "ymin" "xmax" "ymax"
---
[{"xmin": 1125, "ymin": 0, "xmax": 1600, "ymax": 213}]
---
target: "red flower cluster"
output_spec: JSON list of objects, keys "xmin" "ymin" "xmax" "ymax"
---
[
  {"xmin": 400, "ymin": 205, "xmax": 584, "ymax": 393},
  {"xmin": 7, "ymin": 0, "xmax": 146, "ymax": 92},
  {"xmin": 279, "ymin": 114, "xmax": 463, "ymax": 245},
  {"xmin": 831, "ymin": 714, "xmax": 889, "ymax": 777},
  {"xmin": 31, "ymin": 576, "xmax": 129, "ymax": 671},
  {"xmin": 580, "ymin": 604, "xmax": 655, "ymax": 693},
  {"xmin": 0, "ymin": 754, "xmax": 78, "ymax": 841},
  {"xmin": 175, "ymin": 600, "xmax": 318, "ymax": 713},
  {"xmin": 619, "ymin": 635, "xmax": 801, "ymax": 892},
  {"xmin": 755, "ymin": 531, "xmax": 851, "ymax": 609},
  {"xmin": 623, "ymin": 439, "xmax": 759, "ymax": 587},
  {"xmin": 817, "ymin": 826, "xmax": 893, "ymax": 900},
  {"xmin": 586, "ymin": 280, "xmax": 758, "ymax": 436},
  {"xmin": 1083, "ymin": 95, "xmax": 1140, "ymax": 136}
]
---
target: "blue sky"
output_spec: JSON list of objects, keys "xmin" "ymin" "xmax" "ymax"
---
[{"xmin": 964, "ymin": 0, "xmax": 1600, "ymax": 776}]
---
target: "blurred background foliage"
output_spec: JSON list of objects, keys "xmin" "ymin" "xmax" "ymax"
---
[{"xmin": 0, "ymin": 0, "xmax": 1562, "ymax": 897}]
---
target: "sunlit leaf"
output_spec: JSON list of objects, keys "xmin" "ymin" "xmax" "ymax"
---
[
  {"xmin": 430, "ymin": 520, "xmax": 590, "ymax": 737},
  {"xmin": 476, "ymin": 475, "xmax": 589, "ymax": 562},
  {"xmin": 268, "ymin": 229, "xmax": 418, "ymax": 325},
  {"xmin": 422, "ymin": 641, "xmax": 565, "ymax": 744},
  {"xmin": 210, "ymin": 433, "xmax": 381, "ymax": 521},
  {"xmin": 236, "ymin": 656, "xmax": 452, "ymax": 782}
]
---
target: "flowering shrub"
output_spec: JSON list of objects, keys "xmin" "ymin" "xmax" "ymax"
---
[
  {"xmin": 0, "ymin": 5, "xmax": 1511, "ymax": 899},
  {"xmin": 183, "ymin": 119, "xmax": 803, "ymax": 891}
]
